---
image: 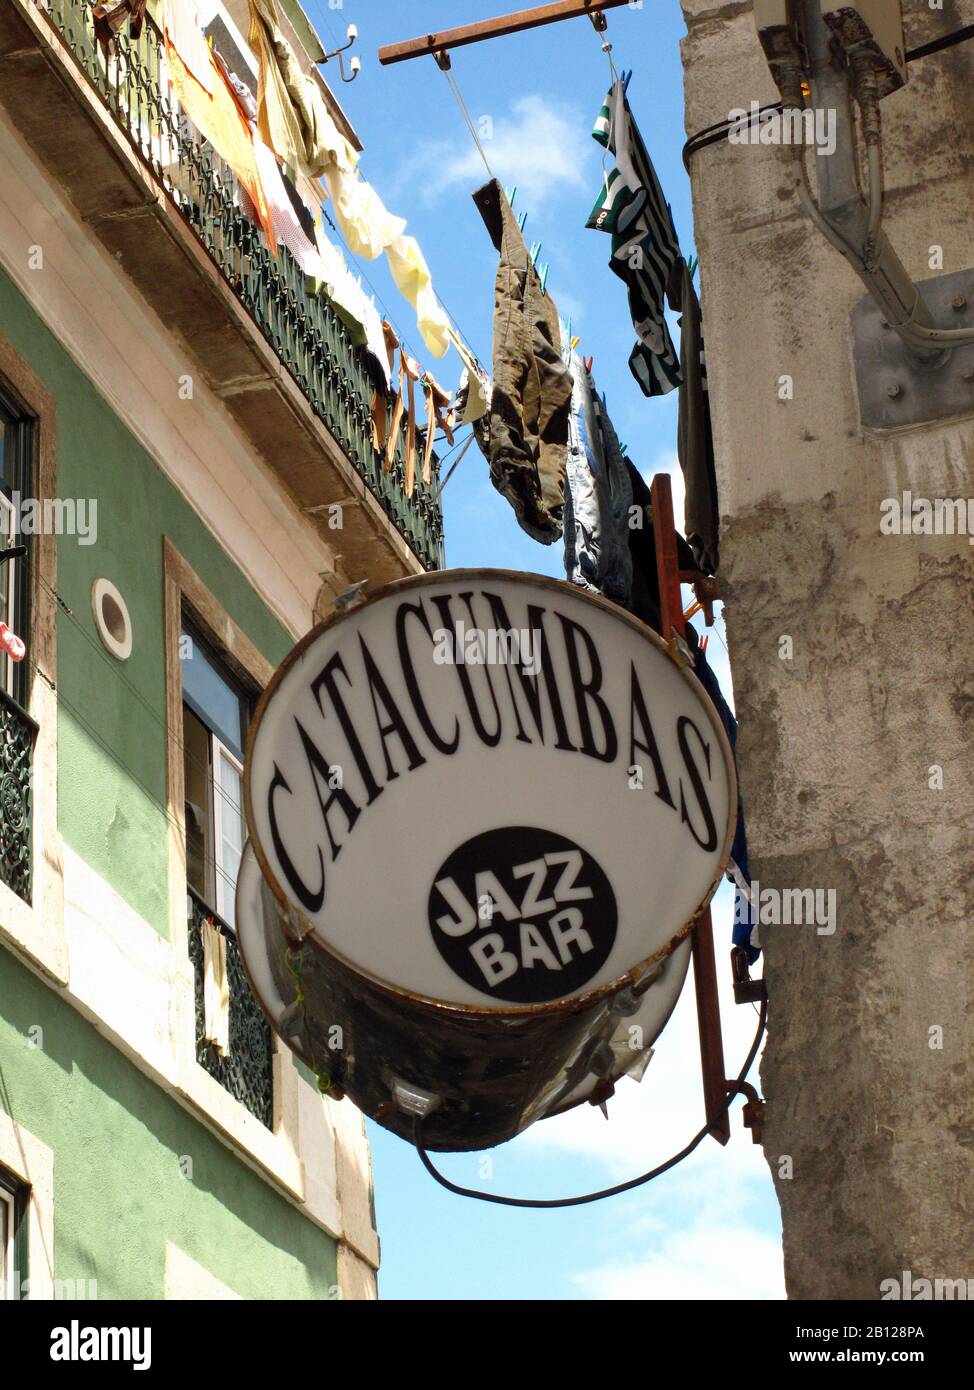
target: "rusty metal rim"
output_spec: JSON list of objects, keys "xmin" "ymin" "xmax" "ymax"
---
[
  {"xmin": 540, "ymin": 940, "xmax": 693, "ymax": 1119},
  {"xmin": 243, "ymin": 568, "xmax": 738, "ymax": 1022}
]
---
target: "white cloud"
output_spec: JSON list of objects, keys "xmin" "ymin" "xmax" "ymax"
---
[
  {"xmin": 518, "ymin": 881, "xmax": 782, "ymax": 1301},
  {"xmin": 574, "ymin": 1226, "xmax": 786, "ymax": 1300},
  {"xmin": 413, "ymin": 95, "xmax": 595, "ymax": 207},
  {"xmin": 521, "ymin": 885, "xmax": 763, "ymax": 1184}
]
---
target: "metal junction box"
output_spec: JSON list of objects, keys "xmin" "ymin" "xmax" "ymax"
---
[{"xmin": 852, "ymin": 270, "xmax": 974, "ymax": 431}]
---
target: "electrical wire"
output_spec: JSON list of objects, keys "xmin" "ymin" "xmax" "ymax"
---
[
  {"xmin": 683, "ymin": 102, "xmax": 782, "ymax": 170},
  {"xmin": 905, "ymin": 22, "xmax": 974, "ymax": 65},
  {"xmin": 412, "ymin": 992, "xmax": 767, "ymax": 1208}
]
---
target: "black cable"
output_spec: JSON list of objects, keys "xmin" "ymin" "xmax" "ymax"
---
[
  {"xmin": 682, "ymin": 23, "xmax": 974, "ymax": 170},
  {"xmin": 412, "ymin": 992, "xmax": 768, "ymax": 1209},
  {"xmin": 683, "ymin": 103, "xmax": 781, "ymax": 172},
  {"xmin": 905, "ymin": 22, "xmax": 974, "ymax": 64}
]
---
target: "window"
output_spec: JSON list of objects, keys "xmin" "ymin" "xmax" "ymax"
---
[
  {"xmin": 0, "ymin": 1167, "xmax": 28, "ymax": 1301},
  {"xmin": 181, "ymin": 619, "xmax": 250, "ymax": 928},
  {"xmin": 0, "ymin": 391, "xmax": 31, "ymax": 707},
  {"xmin": 179, "ymin": 612, "xmax": 273, "ymax": 1127}
]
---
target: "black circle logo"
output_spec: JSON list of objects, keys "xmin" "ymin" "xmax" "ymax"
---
[{"xmin": 428, "ymin": 827, "xmax": 618, "ymax": 1005}]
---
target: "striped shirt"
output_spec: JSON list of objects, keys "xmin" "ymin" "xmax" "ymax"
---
[{"xmin": 588, "ymin": 82, "xmax": 683, "ymax": 397}]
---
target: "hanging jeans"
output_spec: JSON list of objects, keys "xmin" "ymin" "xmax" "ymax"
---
[
  {"xmin": 563, "ymin": 356, "xmax": 633, "ymax": 606},
  {"xmin": 473, "ymin": 179, "xmax": 572, "ymax": 545}
]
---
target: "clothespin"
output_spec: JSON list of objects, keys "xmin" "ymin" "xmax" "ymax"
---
[
  {"xmin": 570, "ymin": 336, "xmax": 581, "ymax": 350},
  {"xmin": 518, "ymin": 211, "xmax": 528, "ymax": 233},
  {"xmin": 530, "ymin": 241, "xmax": 542, "ymax": 267},
  {"xmin": 505, "ymin": 185, "xmax": 517, "ymax": 207},
  {"xmin": 583, "ymin": 355, "xmax": 594, "ymax": 373},
  {"xmin": 622, "ymin": 69, "xmax": 633, "ymax": 95},
  {"xmin": 539, "ymin": 263, "xmax": 550, "ymax": 296},
  {"xmin": 700, "ymin": 634, "xmax": 709, "ymax": 654},
  {"xmin": 680, "ymin": 573, "xmax": 720, "ymax": 627}
]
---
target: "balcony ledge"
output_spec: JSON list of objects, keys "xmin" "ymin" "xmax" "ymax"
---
[{"xmin": 0, "ymin": 0, "xmax": 439, "ymax": 582}]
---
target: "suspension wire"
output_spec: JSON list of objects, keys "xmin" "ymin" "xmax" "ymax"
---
[
  {"xmin": 319, "ymin": 206, "xmax": 425, "ymax": 369},
  {"xmin": 442, "ymin": 64, "xmax": 493, "ymax": 180},
  {"xmin": 430, "ymin": 431, "xmax": 476, "ymax": 502},
  {"xmin": 413, "ymin": 993, "xmax": 768, "ymax": 1208},
  {"xmin": 596, "ymin": 21, "xmax": 620, "ymax": 88}
]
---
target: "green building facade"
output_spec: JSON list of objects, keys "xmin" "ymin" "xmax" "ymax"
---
[{"xmin": 0, "ymin": 0, "xmax": 438, "ymax": 1301}]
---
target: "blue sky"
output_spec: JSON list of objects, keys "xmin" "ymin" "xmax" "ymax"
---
[{"xmin": 304, "ymin": 0, "xmax": 784, "ymax": 1301}]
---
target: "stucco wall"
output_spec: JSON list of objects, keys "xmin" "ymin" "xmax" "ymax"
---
[
  {"xmin": 681, "ymin": 0, "xmax": 974, "ymax": 1297},
  {"xmin": 0, "ymin": 267, "xmax": 292, "ymax": 936},
  {"xmin": 0, "ymin": 945, "xmax": 338, "ymax": 1299},
  {"xmin": 0, "ymin": 263, "xmax": 377, "ymax": 1297}
]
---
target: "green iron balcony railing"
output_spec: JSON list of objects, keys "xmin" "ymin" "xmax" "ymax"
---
[
  {"xmin": 40, "ymin": 0, "xmax": 444, "ymax": 571},
  {"xmin": 187, "ymin": 886, "xmax": 274, "ymax": 1128},
  {"xmin": 0, "ymin": 688, "xmax": 36, "ymax": 905}
]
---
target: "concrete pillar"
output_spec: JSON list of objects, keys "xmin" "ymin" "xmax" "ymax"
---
[{"xmin": 679, "ymin": 0, "xmax": 974, "ymax": 1298}]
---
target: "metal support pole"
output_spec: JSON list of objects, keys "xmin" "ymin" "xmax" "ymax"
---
[
  {"xmin": 378, "ymin": 0, "xmax": 631, "ymax": 66},
  {"xmin": 798, "ymin": 0, "xmax": 940, "ymax": 357},
  {"xmin": 651, "ymin": 473, "xmax": 731, "ymax": 1146}
]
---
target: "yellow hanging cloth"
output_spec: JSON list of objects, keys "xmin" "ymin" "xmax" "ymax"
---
[
  {"xmin": 246, "ymin": 0, "xmax": 451, "ymax": 363},
  {"xmin": 326, "ymin": 167, "xmax": 406, "ymax": 262},
  {"xmin": 386, "ymin": 235, "xmax": 451, "ymax": 360},
  {"xmin": 201, "ymin": 917, "xmax": 230, "ymax": 1056},
  {"xmin": 447, "ymin": 327, "xmax": 490, "ymax": 424},
  {"xmin": 163, "ymin": 19, "xmax": 276, "ymax": 248},
  {"xmin": 247, "ymin": 0, "xmax": 357, "ymax": 180}
]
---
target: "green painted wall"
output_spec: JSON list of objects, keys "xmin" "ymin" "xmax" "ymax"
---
[
  {"xmin": 0, "ymin": 947, "xmax": 338, "ymax": 1299},
  {"xmin": 0, "ymin": 267, "xmax": 293, "ymax": 937},
  {"xmin": 0, "ymin": 269, "xmax": 337, "ymax": 1295}
]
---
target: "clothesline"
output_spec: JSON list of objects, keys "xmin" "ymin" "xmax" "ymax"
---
[{"xmin": 120, "ymin": 0, "xmax": 491, "ymax": 437}]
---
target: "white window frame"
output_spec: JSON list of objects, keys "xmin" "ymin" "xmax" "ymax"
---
[
  {"xmin": 0, "ymin": 1181, "xmax": 15, "ymax": 1301},
  {"xmin": 212, "ymin": 735, "xmax": 244, "ymax": 930},
  {"xmin": 0, "ymin": 491, "xmax": 17, "ymax": 699}
]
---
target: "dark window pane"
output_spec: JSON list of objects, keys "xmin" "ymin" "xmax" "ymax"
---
[
  {"xmin": 183, "ymin": 703, "xmax": 213, "ymax": 904},
  {"xmin": 181, "ymin": 626, "xmax": 247, "ymax": 759}
]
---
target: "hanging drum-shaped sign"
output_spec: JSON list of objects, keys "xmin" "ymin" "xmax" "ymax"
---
[{"xmin": 241, "ymin": 570, "xmax": 736, "ymax": 1151}]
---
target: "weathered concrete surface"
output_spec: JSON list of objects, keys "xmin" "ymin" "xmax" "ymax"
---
[{"xmin": 681, "ymin": 0, "xmax": 974, "ymax": 1297}]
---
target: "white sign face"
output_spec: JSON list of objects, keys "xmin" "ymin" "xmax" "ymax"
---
[{"xmin": 244, "ymin": 571, "xmax": 735, "ymax": 1012}]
